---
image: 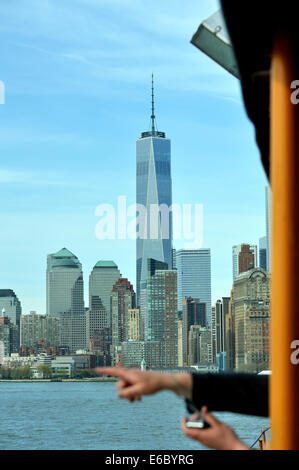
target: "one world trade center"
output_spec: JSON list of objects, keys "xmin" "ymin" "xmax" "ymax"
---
[{"xmin": 136, "ymin": 75, "xmax": 173, "ymax": 306}]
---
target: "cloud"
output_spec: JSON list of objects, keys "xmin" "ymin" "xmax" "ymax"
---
[{"xmin": 0, "ymin": 0, "xmax": 238, "ymax": 100}]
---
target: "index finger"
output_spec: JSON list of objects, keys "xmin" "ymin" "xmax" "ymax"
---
[{"xmin": 95, "ymin": 367, "xmax": 129, "ymax": 379}]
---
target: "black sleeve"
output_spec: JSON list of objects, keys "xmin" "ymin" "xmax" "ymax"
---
[{"xmin": 186, "ymin": 372, "xmax": 269, "ymax": 417}]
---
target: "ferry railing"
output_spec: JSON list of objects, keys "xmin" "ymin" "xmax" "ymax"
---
[{"xmin": 250, "ymin": 427, "xmax": 271, "ymax": 450}]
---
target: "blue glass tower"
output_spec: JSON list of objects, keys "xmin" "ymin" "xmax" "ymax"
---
[{"xmin": 136, "ymin": 75, "xmax": 172, "ymax": 306}]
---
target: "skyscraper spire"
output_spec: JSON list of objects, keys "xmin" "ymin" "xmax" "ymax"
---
[{"xmin": 151, "ymin": 73, "xmax": 155, "ymax": 133}]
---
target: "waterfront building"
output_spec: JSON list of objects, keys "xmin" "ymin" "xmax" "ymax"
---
[
  {"xmin": 0, "ymin": 289, "xmax": 21, "ymax": 326},
  {"xmin": 89, "ymin": 260, "xmax": 121, "ymax": 328},
  {"xmin": 176, "ymin": 249, "xmax": 211, "ymax": 321},
  {"xmin": 111, "ymin": 278, "xmax": 135, "ymax": 365},
  {"xmin": 46, "ymin": 248, "xmax": 84, "ymax": 317},
  {"xmin": 136, "ymin": 75, "xmax": 172, "ymax": 305},
  {"xmin": 120, "ymin": 340, "xmax": 161, "ymax": 368},
  {"xmin": 145, "ymin": 259, "xmax": 177, "ymax": 368}
]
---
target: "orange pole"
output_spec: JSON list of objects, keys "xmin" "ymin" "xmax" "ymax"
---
[
  {"xmin": 258, "ymin": 440, "xmax": 263, "ymax": 451},
  {"xmin": 262, "ymin": 431, "xmax": 266, "ymax": 448},
  {"xmin": 270, "ymin": 35, "xmax": 299, "ymax": 449}
]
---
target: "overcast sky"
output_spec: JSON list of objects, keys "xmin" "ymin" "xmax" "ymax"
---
[{"xmin": 0, "ymin": 0, "xmax": 268, "ymax": 314}]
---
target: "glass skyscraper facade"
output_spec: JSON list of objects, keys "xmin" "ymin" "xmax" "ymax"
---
[
  {"xmin": 136, "ymin": 76, "xmax": 172, "ymax": 306},
  {"xmin": 176, "ymin": 249, "xmax": 212, "ymax": 323}
]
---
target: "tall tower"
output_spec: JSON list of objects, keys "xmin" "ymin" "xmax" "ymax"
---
[
  {"xmin": 111, "ymin": 278, "xmax": 136, "ymax": 365},
  {"xmin": 46, "ymin": 247, "xmax": 84, "ymax": 316},
  {"xmin": 89, "ymin": 260, "xmax": 121, "ymax": 328},
  {"xmin": 136, "ymin": 75, "xmax": 172, "ymax": 306}
]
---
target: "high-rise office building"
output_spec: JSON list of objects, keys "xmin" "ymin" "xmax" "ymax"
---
[
  {"xmin": 46, "ymin": 248, "xmax": 84, "ymax": 317},
  {"xmin": 232, "ymin": 244, "xmax": 257, "ymax": 281},
  {"xmin": 89, "ymin": 260, "xmax": 121, "ymax": 329},
  {"xmin": 265, "ymin": 186, "xmax": 272, "ymax": 273},
  {"xmin": 136, "ymin": 75, "xmax": 172, "ymax": 305},
  {"xmin": 145, "ymin": 259, "xmax": 177, "ymax": 368},
  {"xmin": 176, "ymin": 249, "xmax": 211, "ymax": 321},
  {"xmin": 259, "ymin": 236, "xmax": 267, "ymax": 271},
  {"xmin": 231, "ymin": 267, "xmax": 270, "ymax": 372},
  {"xmin": 0, "ymin": 289, "xmax": 21, "ymax": 326},
  {"xmin": 111, "ymin": 278, "xmax": 135, "ymax": 364}
]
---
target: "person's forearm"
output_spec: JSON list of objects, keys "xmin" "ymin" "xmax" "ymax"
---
[
  {"xmin": 160, "ymin": 373, "xmax": 192, "ymax": 399},
  {"xmin": 191, "ymin": 373, "xmax": 269, "ymax": 417}
]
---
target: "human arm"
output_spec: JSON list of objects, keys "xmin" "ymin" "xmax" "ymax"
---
[
  {"xmin": 95, "ymin": 367, "xmax": 192, "ymax": 401},
  {"xmin": 189, "ymin": 372, "xmax": 269, "ymax": 417}
]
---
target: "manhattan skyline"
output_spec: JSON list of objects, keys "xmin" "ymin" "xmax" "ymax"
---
[{"xmin": 0, "ymin": 0, "xmax": 268, "ymax": 315}]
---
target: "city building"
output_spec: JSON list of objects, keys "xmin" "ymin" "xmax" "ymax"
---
[
  {"xmin": 231, "ymin": 267, "xmax": 270, "ymax": 372},
  {"xmin": 59, "ymin": 312, "xmax": 86, "ymax": 354},
  {"xmin": 46, "ymin": 247, "xmax": 85, "ymax": 317},
  {"xmin": 232, "ymin": 244, "xmax": 257, "ymax": 281},
  {"xmin": 188, "ymin": 325, "xmax": 212, "ymax": 365},
  {"xmin": 145, "ymin": 259, "xmax": 177, "ymax": 368},
  {"xmin": 136, "ymin": 75, "xmax": 172, "ymax": 305},
  {"xmin": 119, "ymin": 341, "xmax": 161, "ymax": 368},
  {"xmin": 211, "ymin": 297, "xmax": 230, "ymax": 369},
  {"xmin": 177, "ymin": 315, "xmax": 184, "ymax": 367},
  {"xmin": 176, "ymin": 249, "xmax": 211, "ymax": 321},
  {"xmin": 259, "ymin": 236, "xmax": 267, "ymax": 271},
  {"xmin": 86, "ymin": 306, "xmax": 107, "ymax": 350},
  {"xmin": 20, "ymin": 312, "xmax": 60, "ymax": 348},
  {"xmin": 89, "ymin": 260, "xmax": 121, "ymax": 328},
  {"xmin": 0, "ymin": 289, "xmax": 21, "ymax": 326},
  {"xmin": 182, "ymin": 296, "xmax": 207, "ymax": 366},
  {"xmin": 89, "ymin": 328, "xmax": 111, "ymax": 366},
  {"xmin": 0, "ymin": 314, "xmax": 19, "ymax": 355},
  {"xmin": 127, "ymin": 308, "xmax": 141, "ymax": 341},
  {"xmin": 111, "ymin": 278, "xmax": 135, "ymax": 364}
]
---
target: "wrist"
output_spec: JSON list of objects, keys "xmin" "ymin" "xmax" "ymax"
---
[{"xmin": 167, "ymin": 373, "xmax": 192, "ymax": 399}]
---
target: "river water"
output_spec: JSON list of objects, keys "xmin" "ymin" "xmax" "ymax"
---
[{"xmin": 0, "ymin": 382, "xmax": 269, "ymax": 450}]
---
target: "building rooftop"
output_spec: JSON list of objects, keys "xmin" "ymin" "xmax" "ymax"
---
[
  {"xmin": 51, "ymin": 247, "xmax": 77, "ymax": 259},
  {"xmin": 94, "ymin": 260, "xmax": 118, "ymax": 268},
  {"xmin": 0, "ymin": 289, "xmax": 17, "ymax": 298}
]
